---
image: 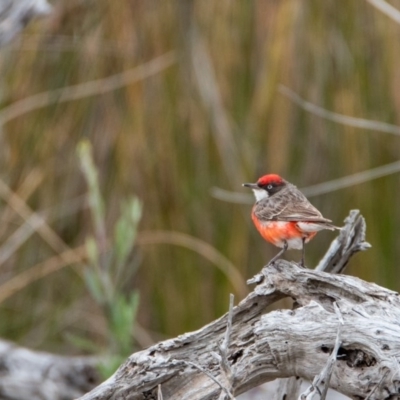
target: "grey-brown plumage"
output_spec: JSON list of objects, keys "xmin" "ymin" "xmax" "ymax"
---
[
  {"xmin": 243, "ymin": 173, "xmax": 339, "ymax": 267},
  {"xmin": 253, "ymin": 179, "xmax": 336, "ymax": 227}
]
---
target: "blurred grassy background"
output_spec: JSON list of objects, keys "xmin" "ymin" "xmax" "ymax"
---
[{"xmin": 0, "ymin": 0, "xmax": 400, "ymax": 359}]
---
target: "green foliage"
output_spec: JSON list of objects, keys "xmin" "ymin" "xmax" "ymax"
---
[
  {"xmin": 1, "ymin": 0, "xmax": 400, "ymax": 356},
  {"xmin": 78, "ymin": 140, "xmax": 106, "ymax": 238},
  {"xmin": 114, "ymin": 198, "xmax": 142, "ymax": 284},
  {"xmin": 78, "ymin": 140, "xmax": 142, "ymax": 378},
  {"xmin": 110, "ymin": 291, "xmax": 140, "ymax": 355}
]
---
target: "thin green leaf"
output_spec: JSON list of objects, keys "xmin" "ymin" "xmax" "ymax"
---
[
  {"xmin": 113, "ymin": 197, "xmax": 142, "ymax": 279},
  {"xmin": 84, "ymin": 268, "xmax": 105, "ymax": 304}
]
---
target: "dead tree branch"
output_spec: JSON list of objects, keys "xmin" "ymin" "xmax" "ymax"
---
[
  {"xmin": 77, "ymin": 209, "xmax": 397, "ymax": 400},
  {"xmin": 316, "ymin": 209, "xmax": 371, "ymax": 273},
  {"xmin": 0, "ymin": 210, "xmax": 375, "ymax": 399},
  {"xmin": 274, "ymin": 209, "xmax": 370, "ymax": 400},
  {"xmin": 0, "ymin": 339, "xmax": 99, "ymax": 400},
  {"xmin": 78, "ymin": 262, "xmax": 400, "ymax": 400}
]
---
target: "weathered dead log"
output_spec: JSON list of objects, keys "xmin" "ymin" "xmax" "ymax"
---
[
  {"xmin": 272, "ymin": 209, "xmax": 370, "ymax": 400},
  {"xmin": 316, "ymin": 209, "xmax": 370, "ymax": 273},
  {"xmin": 78, "ymin": 258, "xmax": 400, "ymax": 399},
  {"xmin": 79, "ymin": 261, "xmax": 400, "ymax": 400},
  {"xmin": 0, "ymin": 210, "xmax": 377, "ymax": 400},
  {"xmin": 0, "ymin": 0, "xmax": 51, "ymax": 47},
  {"xmin": 0, "ymin": 339, "xmax": 100, "ymax": 400},
  {"xmin": 77, "ymin": 211, "xmax": 394, "ymax": 400}
]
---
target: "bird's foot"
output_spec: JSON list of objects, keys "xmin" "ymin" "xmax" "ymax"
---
[
  {"xmin": 266, "ymin": 258, "xmax": 280, "ymax": 268},
  {"xmin": 266, "ymin": 250, "xmax": 286, "ymax": 267},
  {"xmin": 265, "ymin": 261, "xmax": 274, "ymax": 268}
]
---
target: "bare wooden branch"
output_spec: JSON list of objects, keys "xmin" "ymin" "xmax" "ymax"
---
[
  {"xmin": 0, "ymin": 339, "xmax": 99, "ymax": 399},
  {"xmin": 182, "ymin": 360, "xmax": 232, "ymax": 398},
  {"xmin": 0, "ymin": 0, "xmax": 51, "ymax": 47},
  {"xmin": 300, "ymin": 303, "xmax": 343, "ymax": 400},
  {"xmin": 0, "ymin": 52, "xmax": 176, "ymax": 127},
  {"xmin": 316, "ymin": 209, "xmax": 370, "ymax": 275},
  {"xmin": 0, "ymin": 211, "xmax": 378, "ymax": 399},
  {"xmin": 366, "ymin": 0, "xmax": 400, "ymax": 25},
  {"xmin": 78, "ymin": 255, "xmax": 400, "ymax": 400},
  {"xmin": 279, "ymin": 85, "xmax": 400, "ymax": 136},
  {"xmin": 78, "ymin": 211, "xmax": 373, "ymax": 400},
  {"xmin": 211, "ymin": 160, "xmax": 400, "ymax": 203},
  {"xmin": 273, "ymin": 209, "xmax": 370, "ymax": 399},
  {"xmin": 216, "ymin": 294, "xmax": 236, "ymax": 400},
  {"xmin": 158, "ymin": 385, "xmax": 164, "ymax": 400}
]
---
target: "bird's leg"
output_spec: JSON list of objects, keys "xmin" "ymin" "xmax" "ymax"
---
[
  {"xmin": 268, "ymin": 240, "xmax": 288, "ymax": 266},
  {"xmin": 299, "ymin": 237, "xmax": 306, "ymax": 268}
]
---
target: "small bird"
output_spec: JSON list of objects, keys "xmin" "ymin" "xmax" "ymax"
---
[{"xmin": 243, "ymin": 174, "xmax": 338, "ymax": 267}]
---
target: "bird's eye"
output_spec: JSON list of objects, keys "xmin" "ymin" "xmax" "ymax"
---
[{"xmin": 267, "ymin": 184, "xmax": 273, "ymax": 190}]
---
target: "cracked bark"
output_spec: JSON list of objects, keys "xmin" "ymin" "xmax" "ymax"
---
[
  {"xmin": 273, "ymin": 209, "xmax": 370, "ymax": 400},
  {"xmin": 79, "ymin": 261, "xmax": 400, "ymax": 400},
  {"xmin": 78, "ymin": 211, "xmax": 400, "ymax": 400},
  {"xmin": 0, "ymin": 210, "xmax": 388, "ymax": 400}
]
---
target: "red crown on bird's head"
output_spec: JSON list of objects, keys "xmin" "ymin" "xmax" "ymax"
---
[{"xmin": 257, "ymin": 174, "xmax": 284, "ymax": 186}]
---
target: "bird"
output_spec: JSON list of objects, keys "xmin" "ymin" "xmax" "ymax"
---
[{"xmin": 243, "ymin": 174, "xmax": 339, "ymax": 267}]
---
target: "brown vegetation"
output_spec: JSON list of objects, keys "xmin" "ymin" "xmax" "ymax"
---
[{"xmin": 0, "ymin": 0, "xmax": 400, "ymax": 388}]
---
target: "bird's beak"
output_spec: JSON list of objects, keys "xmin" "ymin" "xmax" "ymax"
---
[{"xmin": 242, "ymin": 183, "xmax": 258, "ymax": 189}]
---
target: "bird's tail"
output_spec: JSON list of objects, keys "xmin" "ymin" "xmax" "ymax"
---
[{"xmin": 296, "ymin": 221, "xmax": 341, "ymax": 232}]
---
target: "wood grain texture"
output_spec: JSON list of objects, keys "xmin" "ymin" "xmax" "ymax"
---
[
  {"xmin": 272, "ymin": 209, "xmax": 370, "ymax": 400},
  {"xmin": 0, "ymin": 211, "xmax": 377, "ymax": 400},
  {"xmin": 79, "ymin": 256, "xmax": 400, "ymax": 400},
  {"xmin": 78, "ymin": 210, "xmax": 374, "ymax": 400}
]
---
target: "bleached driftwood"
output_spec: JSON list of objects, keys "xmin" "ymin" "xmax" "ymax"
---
[
  {"xmin": 316, "ymin": 209, "xmax": 370, "ymax": 273},
  {"xmin": 273, "ymin": 209, "xmax": 370, "ymax": 400},
  {"xmin": 78, "ymin": 261, "xmax": 400, "ymax": 400},
  {"xmin": 0, "ymin": 210, "xmax": 380, "ymax": 399},
  {"xmin": 0, "ymin": 339, "xmax": 99, "ymax": 400},
  {"xmin": 0, "ymin": 0, "xmax": 51, "ymax": 47},
  {"xmin": 77, "ymin": 211, "xmax": 400, "ymax": 400}
]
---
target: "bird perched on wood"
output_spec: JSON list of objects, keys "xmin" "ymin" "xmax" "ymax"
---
[{"xmin": 243, "ymin": 174, "xmax": 339, "ymax": 267}]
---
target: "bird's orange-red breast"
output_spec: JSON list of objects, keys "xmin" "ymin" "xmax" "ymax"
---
[
  {"xmin": 243, "ymin": 174, "xmax": 338, "ymax": 266},
  {"xmin": 250, "ymin": 217, "xmax": 317, "ymax": 249}
]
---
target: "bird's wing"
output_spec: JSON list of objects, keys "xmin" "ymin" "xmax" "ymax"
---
[
  {"xmin": 276, "ymin": 203, "xmax": 332, "ymax": 223},
  {"xmin": 254, "ymin": 197, "xmax": 332, "ymax": 224}
]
